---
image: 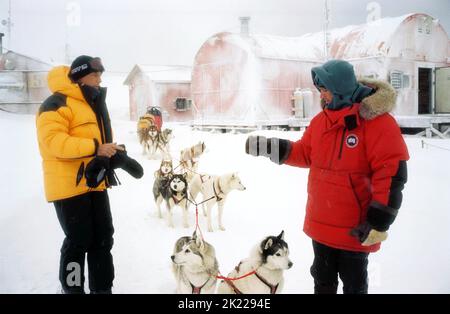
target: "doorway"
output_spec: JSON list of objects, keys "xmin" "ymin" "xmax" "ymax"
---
[
  {"xmin": 435, "ymin": 67, "xmax": 450, "ymax": 113},
  {"xmin": 418, "ymin": 67, "xmax": 432, "ymax": 114}
]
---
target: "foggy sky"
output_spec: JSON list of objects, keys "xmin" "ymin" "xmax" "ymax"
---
[{"xmin": 1, "ymin": 0, "xmax": 449, "ymax": 72}]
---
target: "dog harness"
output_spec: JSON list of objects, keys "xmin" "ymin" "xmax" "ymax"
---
[
  {"xmin": 223, "ymin": 279, "xmax": 243, "ymax": 294},
  {"xmin": 200, "ymin": 174, "xmax": 211, "ymax": 184},
  {"xmin": 180, "ymin": 158, "xmax": 197, "ymax": 171},
  {"xmin": 254, "ymin": 272, "xmax": 279, "ymax": 294},
  {"xmin": 190, "ymin": 279, "xmax": 209, "ymax": 294},
  {"xmin": 223, "ymin": 262, "xmax": 279, "ymax": 294},
  {"xmin": 159, "ymin": 132, "xmax": 170, "ymax": 145},
  {"xmin": 223, "ymin": 272, "xmax": 278, "ymax": 294},
  {"xmin": 213, "ymin": 178, "xmax": 225, "ymax": 202},
  {"xmin": 172, "ymin": 193, "xmax": 186, "ymax": 205},
  {"xmin": 156, "ymin": 141, "xmax": 167, "ymax": 152}
]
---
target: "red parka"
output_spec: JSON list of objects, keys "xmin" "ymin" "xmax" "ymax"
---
[{"xmin": 284, "ymin": 79, "xmax": 409, "ymax": 253}]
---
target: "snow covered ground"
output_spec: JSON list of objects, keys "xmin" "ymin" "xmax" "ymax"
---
[{"xmin": 1, "ymin": 109, "xmax": 450, "ymax": 294}]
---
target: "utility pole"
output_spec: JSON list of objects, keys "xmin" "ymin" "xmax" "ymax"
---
[
  {"xmin": 324, "ymin": 0, "xmax": 331, "ymax": 60},
  {"xmin": 7, "ymin": 0, "xmax": 11, "ymax": 48},
  {"xmin": 65, "ymin": 2, "xmax": 81, "ymax": 64},
  {"xmin": 1, "ymin": 0, "xmax": 13, "ymax": 50}
]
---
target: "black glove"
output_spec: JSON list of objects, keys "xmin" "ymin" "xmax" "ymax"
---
[
  {"xmin": 110, "ymin": 145, "xmax": 144, "ymax": 179},
  {"xmin": 85, "ymin": 156, "xmax": 110, "ymax": 188},
  {"xmin": 365, "ymin": 201, "xmax": 398, "ymax": 232},
  {"xmin": 85, "ymin": 145, "xmax": 144, "ymax": 188},
  {"xmin": 245, "ymin": 136, "xmax": 292, "ymax": 165}
]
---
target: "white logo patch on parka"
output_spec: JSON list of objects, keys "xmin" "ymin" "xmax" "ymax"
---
[{"xmin": 346, "ymin": 134, "xmax": 359, "ymax": 148}]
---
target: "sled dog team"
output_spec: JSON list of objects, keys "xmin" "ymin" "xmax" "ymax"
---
[
  {"xmin": 152, "ymin": 141, "xmax": 246, "ymax": 232},
  {"xmin": 147, "ymin": 138, "xmax": 292, "ymax": 294}
]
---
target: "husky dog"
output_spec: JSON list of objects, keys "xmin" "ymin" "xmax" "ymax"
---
[
  {"xmin": 180, "ymin": 142, "xmax": 206, "ymax": 182},
  {"xmin": 153, "ymin": 159, "xmax": 174, "ymax": 218},
  {"xmin": 189, "ymin": 173, "xmax": 246, "ymax": 232},
  {"xmin": 146, "ymin": 124, "xmax": 161, "ymax": 158},
  {"xmin": 171, "ymin": 231, "xmax": 219, "ymax": 294},
  {"xmin": 137, "ymin": 116, "xmax": 156, "ymax": 155},
  {"xmin": 157, "ymin": 128, "xmax": 173, "ymax": 156},
  {"xmin": 163, "ymin": 173, "xmax": 189, "ymax": 228},
  {"xmin": 217, "ymin": 231, "xmax": 293, "ymax": 294}
]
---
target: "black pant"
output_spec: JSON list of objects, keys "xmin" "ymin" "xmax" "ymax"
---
[
  {"xmin": 54, "ymin": 191, "xmax": 114, "ymax": 293},
  {"xmin": 310, "ymin": 240, "xmax": 369, "ymax": 294}
]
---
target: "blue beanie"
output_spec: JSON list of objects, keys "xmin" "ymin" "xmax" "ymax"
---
[{"xmin": 311, "ymin": 59, "xmax": 373, "ymax": 110}]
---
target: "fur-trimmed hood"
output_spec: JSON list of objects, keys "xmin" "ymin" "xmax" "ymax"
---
[{"xmin": 358, "ymin": 78, "xmax": 397, "ymax": 120}]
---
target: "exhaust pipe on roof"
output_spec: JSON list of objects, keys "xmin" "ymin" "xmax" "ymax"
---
[
  {"xmin": 0, "ymin": 33, "xmax": 4, "ymax": 55},
  {"xmin": 239, "ymin": 17, "xmax": 250, "ymax": 36}
]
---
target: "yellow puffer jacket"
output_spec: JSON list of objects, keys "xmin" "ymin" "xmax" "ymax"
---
[{"xmin": 36, "ymin": 66, "xmax": 106, "ymax": 202}]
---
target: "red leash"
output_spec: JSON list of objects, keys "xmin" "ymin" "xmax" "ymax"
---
[
  {"xmin": 186, "ymin": 195, "xmax": 258, "ymax": 281},
  {"xmin": 172, "ymin": 158, "xmax": 205, "ymax": 177},
  {"xmin": 215, "ymin": 270, "xmax": 257, "ymax": 281},
  {"xmin": 181, "ymin": 166, "xmax": 258, "ymax": 283},
  {"xmin": 186, "ymin": 194, "xmax": 215, "ymax": 241},
  {"xmin": 194, "ymin": 204, "xmax": 204, "ymax": 241}
]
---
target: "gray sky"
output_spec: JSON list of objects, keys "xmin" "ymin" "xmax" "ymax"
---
[{"xmin": 1, "ymin": 0, "xmax": 449, "ymax": 72}]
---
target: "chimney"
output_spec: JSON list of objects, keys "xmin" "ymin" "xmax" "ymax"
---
[
  {"xmin": 0, "ymin": 33, "xmax": 4, "ymax": 55},
  {"xmin": 239, "ymin": 17, "xmax": 250, "ymax": 36}
]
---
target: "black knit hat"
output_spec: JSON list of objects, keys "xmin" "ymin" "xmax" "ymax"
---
[{"xmin": 68, "ymin": 55, "xmax": 105, "ymax": 82}]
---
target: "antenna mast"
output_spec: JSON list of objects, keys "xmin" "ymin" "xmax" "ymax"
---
[{"xmin": 324, "ymin": 0, "xmax": 331, "ymax": 60}]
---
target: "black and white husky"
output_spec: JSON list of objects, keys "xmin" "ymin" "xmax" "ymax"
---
[
  {"xmin": 217, "ymin": 231, "xmax": 293, "ymax": 294},
  {"xmin": 171, "ymin": 231, "xmax": 219, "ymax": 294},
  {"xmin": 153, "ymin": 159, "xmax": 174, "ymax": 218},
  {"xmin": 189, "ymin": 173, "xmax": 246, "ymax": 232},
  {"xmin": 162, "ymin": 173, "xmax": 189, "ymax": 228}
]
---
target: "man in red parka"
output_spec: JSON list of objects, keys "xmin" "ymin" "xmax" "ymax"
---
[{"xmin": 245, "ymin": 59, "xmax": 409, "ymax": 294}]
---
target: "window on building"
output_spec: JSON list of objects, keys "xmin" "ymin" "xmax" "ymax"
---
[
  {"xmin": 418, "ymin": 23, "xmax": 423, "ymax": 33},
  {"xmin": 174, "ymin": 98, "xmax": 192, "ymax": 111},
  {"xmin": 418, "ymin": 16, "xmax": 433, "ymax": 35},
  {"xmin": 390, "ymin": 70, "xmax": 403, "ymax": 90}
]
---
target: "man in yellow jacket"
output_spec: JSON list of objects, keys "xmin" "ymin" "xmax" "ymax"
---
[{"xmin": 36, "ymin": 55, "xmax": 126, "ymax": 294}]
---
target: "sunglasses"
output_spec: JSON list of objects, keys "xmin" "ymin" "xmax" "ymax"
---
[
  {"xmin": 89, "ymin": 57, "xmax": 105, "ymax": 72},
  {"xmin": 70, "ymin": 57, "xmax": 105, "ymax": 77}
]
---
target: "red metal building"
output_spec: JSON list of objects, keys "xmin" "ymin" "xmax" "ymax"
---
[
  {"xmin": 191, "ymin": 32, "xmax": 322, "ymax": 127},
  {"xmin": 124, "ymin": 65, "xmax": 193, "ymax": 122},
  {"xmin": 191, "ymin": 13, "xmax": 450, "ymax": 129}
]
